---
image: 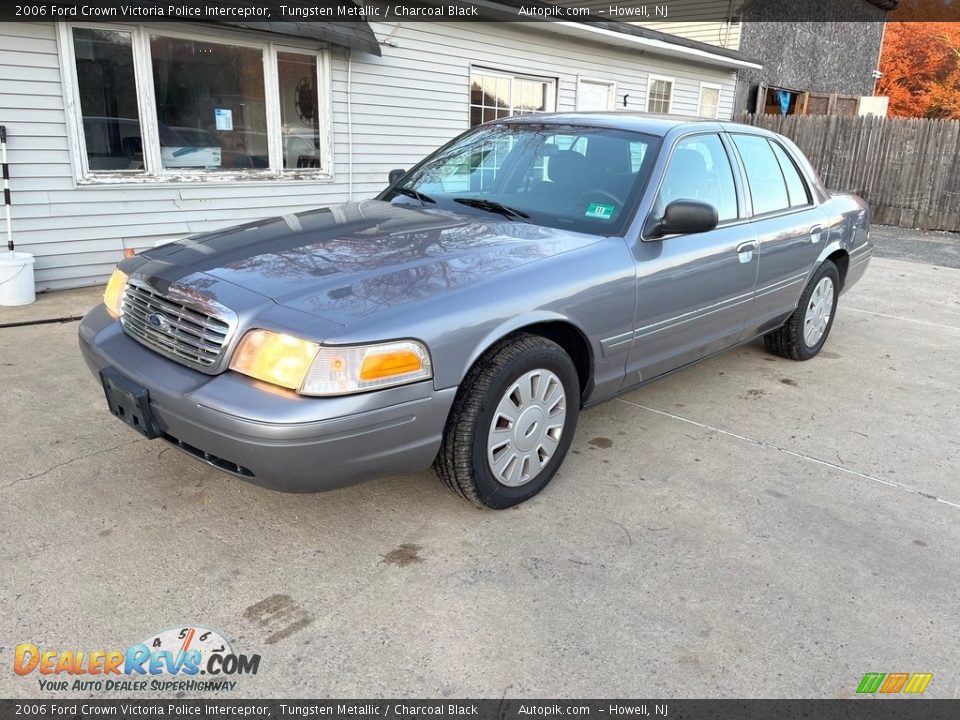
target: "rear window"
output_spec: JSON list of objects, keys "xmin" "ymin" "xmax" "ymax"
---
[
  {"xmin": 732, "ymin": 134, "xmax": 790, "ymax": 216},
  {"xmin": 770, "ymin": 141, "xmax": 811, "ymax": 208}
]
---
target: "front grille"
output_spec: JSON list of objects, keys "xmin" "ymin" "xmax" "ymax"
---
[{"xmin": 121, "ymin": 280, "xmax": 232, "ymax": 370}]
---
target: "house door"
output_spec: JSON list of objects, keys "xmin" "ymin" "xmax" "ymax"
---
[{"xmin": 577, "ymin": 79, "xmax": 616, "ymax": 111}]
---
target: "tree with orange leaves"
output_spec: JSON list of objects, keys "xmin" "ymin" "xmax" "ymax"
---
[{"xmin": 878, "ymin": 1, "xmax": 960, "ymax": 118}]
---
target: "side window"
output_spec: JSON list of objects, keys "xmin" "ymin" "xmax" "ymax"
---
[
  {"xmin": 770, "ymin": 142, "xmax": 811, "ymax": 207},
  {"xmin": 732, "ymin": 134, "xmax": 789, "ymax": 215},
  {"xmin": 658, "ymin": 134, "xmax": 738, "ymax": 222}
]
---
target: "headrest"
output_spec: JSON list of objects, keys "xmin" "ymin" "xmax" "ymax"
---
[{"xmin": 548, "ymin": 150, "xmax": 588, "ymax": 185}]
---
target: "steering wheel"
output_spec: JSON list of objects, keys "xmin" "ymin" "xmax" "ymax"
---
[{"xmin": 576, "ymin": 189, "xmax": 625, "ymax": 212}]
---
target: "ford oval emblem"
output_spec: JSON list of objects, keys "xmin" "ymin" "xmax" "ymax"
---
[{"xmin": 146, "ymin": 312, "xmax": 172, "ymax": 333}]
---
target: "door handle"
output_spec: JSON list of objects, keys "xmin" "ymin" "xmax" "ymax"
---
[
  {"xmin": 810, "ymin": 225, "xmax": 823, "ymax": 243},
  {"xmin": 736, "ymin": 241, "xmax": 756, "ymax": 263}
]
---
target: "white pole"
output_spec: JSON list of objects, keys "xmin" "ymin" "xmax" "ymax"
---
[{"xmin": 1, "ymin": 125, "xmax": 12, "ymax": 255}]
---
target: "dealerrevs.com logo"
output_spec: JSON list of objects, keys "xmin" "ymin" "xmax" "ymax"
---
[{"xmin": 14, "ymin": 626, "xmax": 261, "ymax": 693}]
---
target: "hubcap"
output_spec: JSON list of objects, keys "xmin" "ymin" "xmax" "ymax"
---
[
  {"xmin": 803, "ymin": 276, "xmax": 835, "ymax": 347},
  {"xmin": 487, "ymin": 369, "xmax": 567, "ymax": 487}
]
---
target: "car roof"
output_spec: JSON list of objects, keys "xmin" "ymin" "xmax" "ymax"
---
[{"xmin": 499, "ymin": 112, "xmax": 763, "ymax": 138}]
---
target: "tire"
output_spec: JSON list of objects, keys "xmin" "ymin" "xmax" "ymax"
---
[
  {"xmin": 763, "ymin": 260, "xmax": 840, "ymax": 361},
  {"xmin": 434, "ymin": 333, "xmax": 580, "ymax": 509}
]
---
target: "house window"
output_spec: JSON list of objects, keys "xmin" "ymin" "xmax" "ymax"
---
[
  {"xmin": 64, "ymin": 24, "xmax": 330, "ymax": 181},
  {"xmin": 277, "ymin": 52, "xmax": 321, "ymax": 170},
  {"xmin": 469, "ymin": 69, "xmax": 555, "ymax": 127},
  {"xmin": 72, "ymin": 28, "xmax": 143, "ymax": 171},
  {"xmin": 646, "ymin": 75, "xmax": 674, "ymax": 114},
  {"xmin": 698, "ymin": 83, "xmax": 722, "ymax": 119},
  {"xmin": 150, "ymin": 36, "xmax": 267, "ymax": 171}
]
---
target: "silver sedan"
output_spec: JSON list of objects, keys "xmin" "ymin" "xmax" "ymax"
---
[{"xmin": 80, "ymin": 114, "xmax": 871, "ymax": 508}]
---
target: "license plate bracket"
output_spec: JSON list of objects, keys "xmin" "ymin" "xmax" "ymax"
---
[{"xmin": 99, "ymin": 367, "xmax": 162, "ymax": 439}]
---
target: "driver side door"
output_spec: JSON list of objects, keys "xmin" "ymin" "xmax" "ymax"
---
[{"xmin": 623, "ymin": 132, "xmax": 759, "ymax": 384}]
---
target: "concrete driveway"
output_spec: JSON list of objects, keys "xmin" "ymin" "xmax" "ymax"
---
[{"xmin": 1, "ymin": 253, "xmax": 958, "ymax": 699}]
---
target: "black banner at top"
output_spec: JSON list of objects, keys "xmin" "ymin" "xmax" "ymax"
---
[{"xmin": 0, "ymin": 0, "xmax": 956, "ymax": 24}]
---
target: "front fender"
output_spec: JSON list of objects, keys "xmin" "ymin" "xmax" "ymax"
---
[{"xmin": 460, "ymin": 310, "xmax": 585, "ymax": 378}]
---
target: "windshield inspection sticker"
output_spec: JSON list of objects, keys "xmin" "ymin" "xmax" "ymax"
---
[{"xmin": 585, "ymin": 203, "xmax": 615, "ymax": 219}]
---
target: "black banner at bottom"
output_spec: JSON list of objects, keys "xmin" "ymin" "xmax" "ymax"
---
[{"xmin": 2, "ymin": 699, "xmax": 959, "ymax": 720}]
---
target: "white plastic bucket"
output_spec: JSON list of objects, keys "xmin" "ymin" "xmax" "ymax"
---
[{"xmin": 0, "ymin": 251, "xmax": 36, "ymax": 306}]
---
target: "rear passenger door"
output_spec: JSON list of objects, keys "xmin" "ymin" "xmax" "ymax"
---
[{"xmin": 729, "ymin": 133, "xmax": 827, "ymax": 337}]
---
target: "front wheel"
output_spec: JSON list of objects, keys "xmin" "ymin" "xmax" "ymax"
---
[
  {"xmin": 434, "ymin": 333, "xmax": 580, "ymax": 509},
  {"xmin": 764, "ymin": 260, "xmax": 840, "ymax": 361}
]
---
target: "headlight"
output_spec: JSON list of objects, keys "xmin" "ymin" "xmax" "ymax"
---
[
  {"xmin": 229, "ymin": 331, "xmax": 432, "ymax": 396},
  {"xmin": 300, "ymin": 341, "xmax": 432, "ymax": 396},
  {"xmin": 103, "ymin": 269, "xmax": 129, "ymax": 318},
  {"xmin": 229, "ymin": 329, "xmax": 320, "ymax": 390}
]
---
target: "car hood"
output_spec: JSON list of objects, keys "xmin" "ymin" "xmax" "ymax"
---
[{"xmin": 140, "ymin": 200, "xmax": 597, "ymax": 325}]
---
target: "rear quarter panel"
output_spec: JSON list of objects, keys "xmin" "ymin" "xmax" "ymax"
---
[
  {"xmin": 776, "ymin": 133, "xmax": 871, "ymax": 292},
  {"xmin": 816, "ymin": 191, "xmax": 872, "ymax": 293}
]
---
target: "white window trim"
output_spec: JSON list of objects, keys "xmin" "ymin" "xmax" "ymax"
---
[
  {"xmin": 646, "ymin": 74, "xmax": 675, "ymax": 115},
  {"xmin": 576, "ymin": 76, "xmax": 617, "ymax": 111},
  {"xmin": 698, "ymin": 82, "xmax": 723, "ymax": 119},
  {"xmin": 468, "ymin": 65, "xmax": 558, "ymax": 125},
  {"xmin": 57, "ymin": 22, "xmax": 334, "ymax": 185}
]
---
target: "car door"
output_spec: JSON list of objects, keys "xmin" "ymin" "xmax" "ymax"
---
[
  {"xmin": 728, "ymin": 133, "xmax": 828, "ymax": 337},
  {"xmin": 622, "ymin": 132, "xmax": 759, "ymax": 384}
]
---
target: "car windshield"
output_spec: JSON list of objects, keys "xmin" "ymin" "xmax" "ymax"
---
[{"xmin": 381, "ymin": 123, "xmax": 661, "ymax": 236}]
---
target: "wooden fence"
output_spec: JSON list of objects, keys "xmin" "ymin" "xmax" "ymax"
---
[{"xmin": 734, "ymin": 113, "xmax": 960, "ymax": 233}]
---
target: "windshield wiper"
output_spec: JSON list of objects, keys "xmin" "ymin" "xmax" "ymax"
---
[
  {"xmin": 393, "ymin": 187, "xmax": 436, "ymax": 205},
  {"xmin": 453, "ymin": 197, "xmax": 530, "ymax": 222}
]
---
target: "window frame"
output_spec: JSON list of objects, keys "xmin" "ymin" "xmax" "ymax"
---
[
  {"xmin": 728, "ymin": 132, "xmax": 818, "ymax": 220},
  {"xmin": 646, "ymin": 74, "xmax": 675, "ymax": 115},
  {"xmin": 468, "ymin": 65, "xmax": 557, "ymax": 128},
  {"xmin": 57, "ymin": 22, "xmax": 334, "ymax": 185},
  {"xmin": 641, "ymin": 130, "xmax": 746, "ymax": 241},
  {"xmin": 768, "ymin": 139, "xmax": 813, "ymax": 209},
  {"xmin": 697, "ymin": 82, "xmax": 722, "ymax": 119}
]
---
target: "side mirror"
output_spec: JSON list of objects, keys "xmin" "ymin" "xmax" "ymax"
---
[
  {"xmin": 646, "ymin": 200, "xmax": 719, "ymax": 238},
  {"xmin": 388, "ymin": 168, "xmax": 406, "ymax": 184}
]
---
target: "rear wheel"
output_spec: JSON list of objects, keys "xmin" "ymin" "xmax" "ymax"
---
[
  {"xmin": 434, "ymin": 333, "xmax": 580, "ymax": 509},
  {"xmin": 764, "ymin": 260, "xmax": 840, "ymax": 361}
]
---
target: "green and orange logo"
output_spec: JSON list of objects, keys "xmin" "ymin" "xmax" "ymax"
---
[{"xmin": 856, "ymin": 672, "xmax": 933, "ymax": 694}]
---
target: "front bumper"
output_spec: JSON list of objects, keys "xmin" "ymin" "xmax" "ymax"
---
[{"xmin": 79, "ymin": 305, "xmax": 456, "ymax": 492}]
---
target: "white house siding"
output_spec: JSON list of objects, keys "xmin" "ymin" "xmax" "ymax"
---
[
  {"xmin": 0, "ymin": 20, "xmax": 737, "ymax": 292},
  {"xmin": 552, "ymin": 0, "xmax": 743, "ymax": 49},
  {"xmin": 632, "ymin": 21, "xmax": 742, "ymax": 50}
]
